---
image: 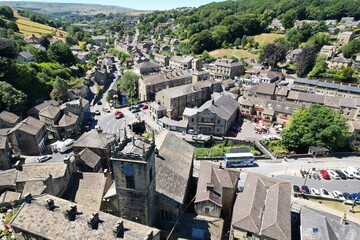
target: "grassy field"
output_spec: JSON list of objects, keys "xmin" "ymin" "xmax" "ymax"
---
[
  {"xmin": 253, "ymin": 33, "xmax": 285, "ymax": 44},
  {"xmin": 209, "ymin": 48, "xmax": 258, "ymax": 60},
  {"xmin": 309, "ymin": 199, "xmax": 360, "ymax": 218},
  {"xmin": 14, "ymin": 11, "xmax": 67, "ymax": 39}
]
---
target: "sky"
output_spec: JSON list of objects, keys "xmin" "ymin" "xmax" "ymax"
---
[{"xmin": 3, "ymin": 0, "xmax": 226, "ymax": 10}]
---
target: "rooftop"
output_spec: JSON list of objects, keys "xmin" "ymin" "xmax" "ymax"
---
[
  {"xmin": 10, "ymin": 117, "xmax": 45, "ymax": 136},
  {"xmin": 73, "ymin": 130, "xmax": 116, "ymax": 149},
  {"xmin": 39, "ymin": 105, "xmax": 61, "ymax": 119},
  {"xmin": 58, "ymin": 112, "xmax": 79, "ymax": 127},
  {"xmin": 78, "ymin": 148, "xmax": 102, "ymax": 169},
  {"xmin": 10, "ymin": 194, "xmax": 160, "ymax": 239},
  {"xmin": 197, "ymin": 94, "xmax": 239, "ymax": 120},
  {"xmin": 232, "ymin": 172, "xmax": 291, "ymax": 240},
  {"xmin": 140, "ymin": 70, "xmax": 193, "ymax": 86}
]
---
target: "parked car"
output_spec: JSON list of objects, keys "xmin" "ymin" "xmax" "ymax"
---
[
  {"xmin": 128, "ymin": 105, "xmax": 139, "ymax": 111},
  {"xmin": 329, "ymin": 170, "xmax": 340, "ymax": 180},
  {"xmin": 342, "ymin": 170, "xmax": 355, "ymax": 179},
  {"xmin": 332, "ymin": 190, "xmax": 345, "ymax": 200},
  {"xmin": 343, "ymin": 192, "xmax": 354, "ymax": 200},
  {"xmin": 320, "ymin": 170, "xmax": 330, "ymax": 180},
  {"xmin": 37, "ymin": 155, "xmax": 52, "ymax": 163},
  {"xmin": 187, "ymin": 129, "xmax": 197, "ymax": 135},
  {"xmin": 102, "ymin": 108, "xmax": 111, "ymax": 113},
  {"xmin": 351, "ymin": 193, "xmax": 360, "ymax": 201},
  {"xmin": 301, "ymin": 185, "xmax": 310, "ymax": 194},
  {"xmin": 293, "ymin": 185, "xmax": 301, "ymax": 193},
  {"xmin": 95, "ymin": 110, "xmax": 101, "ymax": 115},
  {"xmin": 226, "ymin": 131, "xmax": 237, "ymax": 137},
  {"xmin": 131, "ymin": 108, "xmax": 140, "ymax": 113},
  {"xmin": 335, "ymin": 170, "xmax": 347, "ymax": 180},
  {"xmin": 142, "ymin": 104, "xmax": 148, "ymax": 110},
  {"xmin": 347, "ymin": 167, "xmax": 360, "ymax": 179},
  {"xmin": 115, "ymin": 110, "xmax": 124, "ymax": 119},
  {"xmin": 353, "ymin": 171, "xmax": 360, "ymax": 180},
  {"xmin": 136, "ymin": 103, "xmax": 144, "ymax": 109},
  {"xmin": 230, "ymin": 126, "xmax": 239, "ymax": 132},
  {"xmin": 311, "ymin": 188, "xmax": 320, "ymax": 195},
  {"xmin": 320, "ymin": 188, "xmax": 330, "ymax": 197}
]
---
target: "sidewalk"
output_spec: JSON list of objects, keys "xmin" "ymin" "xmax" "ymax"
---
[{"xmin": 292, "ymin": 196, "xmax": 360, "ymax": 225}]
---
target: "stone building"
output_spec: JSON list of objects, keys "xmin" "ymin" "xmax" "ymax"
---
[
  {"xmin": 337, "ymin": 31, "xmax": 355, "ymax": 45},
  {"xmin": 155, "ymin": 79, "xmax": 221, "ymax": 119},
  {"xmin": 38, "ymin": 104, "xmax": 62, "ymax": 139},
  {"xmin": 169, "ymin": 56, "xmax": 202, "ymax": 70},
  {"xmin": 206, "ymin": 58, "xmax": 245, "ymax": 79},
  {"xmin": 110, "ymin": 132, "xmax": 156, "ymax": 226},
  {"xmin": 154, "ymin": 54, "xmax": 170, "ymax": 67},
  {"xmin": 194, "ymin": 161, "xmax": 239, "ymax": 218},
  {"xmin": 0, "ymin": 110, "xmax": 22, "ymax": 129},
  {"xmin": 27, "ymin": 100, "xmax": 59, "ymax": 119},
  {"xmin": 0, "ymin": 135, "xmax": 11, "ymax": 170},
  {"xmin": 184, "ymin": 93, "xmax": 239, "ymax": 136}
]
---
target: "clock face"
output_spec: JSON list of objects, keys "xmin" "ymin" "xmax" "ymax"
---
[{"xmin": 124, "ymin": 164, "xmax": 135, "ymax": 175}]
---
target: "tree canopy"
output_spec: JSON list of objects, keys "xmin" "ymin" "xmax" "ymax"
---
[
  {"xmin": 0, "ymin": 81, "xmax": 27, "ymax": 114},
  {"xmin": 281, "ymin": 104, "xmax": 350, "ymax": 152},
  {"xmin": 295, "ymin": 46, "xmax": 318, "ymax": 77},
  {"xmin": 117, "ymin": 72, "xmax": 139, "ymax": 101},
  {"xmin": 47, "ymin": 41, "xmax": 76, "ymax": 66},
  {"xmin": 259, "ymin": 43, "xmax": 287, "ymax": 68}
]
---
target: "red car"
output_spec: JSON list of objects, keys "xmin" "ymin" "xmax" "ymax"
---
[
  {"xmin": 115, "ymin": 110, "xmax": 124, "ymax": 119},
  {"xmin": 226, "ymin": 131, "xmax": 237, "ymax": 137},
  {"xmin": 142, "ymin": 104, "xmax": 148, "ymax": 110},
  {"xmin": 320, "ymin": 170, "xmax": 330, "ymax": 180}
]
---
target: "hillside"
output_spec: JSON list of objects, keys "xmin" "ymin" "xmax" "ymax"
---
[
  {"xmin": 0, "ymin": 1, "xmax": 137, "ymax": 16},
  {"xmin": 13, "ymin": 10, "xmax": 67, "ymax": 39}
]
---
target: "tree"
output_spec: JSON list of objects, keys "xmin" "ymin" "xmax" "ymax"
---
[
  {"xmin": 0, "ymin": 38, "xmax": 17, "ymax": 58},
  {"xmin": 281, "ymin": 11, "xmax": 296, "ymax": 29},
  {"xmin": 234, "ymin": 38, "xmax": 241, "ymax": 48},
  {"xmin": 39, "ymin": 36, "xmax": 50, "ymax": 49},
  {"xmin": 0, "ymin": 81, "xmax": 27, "ymax": 114},
  {"xmin": 47, "ymin": 42, "xmax": 76, "ymax": 66},
  {"xmin": 308, "ymin": 56, "xmax": 327, "ymax": 78},
  {"xmin": 50, "ymin": 77, "xmax": 68, "ymax": 102},
  {"xmin": 200, "ymin": 50, "xmax": 215, "ymax": 63},
  {"xmin": 0, "ymin": 6, "xmax": 14, "ymax": 19},
  {"xmin": 342, "ymin": 39, "xmax": 360, "ymax": 58},
  {"xmin": 341, "ymin": 67, "xmax": 355, "ymax": 81},
  {"xmin": 295, "ymin": 46, "xmax": 317, "ymax": 77},
  {"xmin": 281, "ymin": 104, "xmax": 350, "ymax": 152},
  {"xmin": 117, "ymin": 72, "xmax": 139, "ymax": 100},
  {"xmin": 241, "ymin": 35, "xmax": 247, "ymax": 49},
  {"xmin": 189, "ymin": 30, "xmax": 215, "ymax": 54},
  {"xmin": 306, "ymin": 32, "xmax": 330, "ymax": 51},
  {"xmin": 259, "ymin": 43, "xmax": 287, "ymax": 68},
  {"xmin": 65, "ymin": 35, "xmax": 78, "ymax": 46}
]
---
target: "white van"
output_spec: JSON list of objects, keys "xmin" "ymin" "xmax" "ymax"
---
[{"xmin": 59, "ymin": 139, "xmax": 75, "ymax": 153}]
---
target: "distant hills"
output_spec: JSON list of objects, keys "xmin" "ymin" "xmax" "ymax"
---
[{"xmin": 0, "ymin": 1, "xmax": 139, "ymax": 16}]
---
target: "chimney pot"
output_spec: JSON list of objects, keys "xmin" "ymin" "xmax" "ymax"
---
[
  {"xmin": 24, "ymin": 193, "xmax": 32, "ymax": 204},
  {"xmin": 113, "ymin": 221, "xmax": 124, "ymax": 237},
  {"xmin": 45, "ymin": 199, "xmax": 55, "ymax": 211}
]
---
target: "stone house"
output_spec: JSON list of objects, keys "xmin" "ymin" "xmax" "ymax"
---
[
  {"xmin": 55, "ymin": 111, "xmax": 80, "ymax": 139},
  {"xmin": 154, "ymin": 54, "xmax": 170, "ymax": 67},
  {"xmin": 0, "ymin": 135, "xmax": 11, "ymax": 170},
  {"xmin": 60, "ymin": 98, "xmax": 90, "ymax": 123},
  {"xmin": 328, "ymin": 55, "xmax": 352, "ymax": 69},
  {"xmin": 0, "ymin": 110, "xmax": 22, "ymax": 129},
  {"xmin": 194, "ymin": 161, "xmax": 239, "ymax": 218},
  {"xmin": 115, "ymin": 42, "xmax": 133, "ymax": 53},
  {"xmin": 337, "ymin": 31, "xmax": 355, "ymax": 45},
  {"xmin": 184, "ymin": 93, "xmax": 239, "ymax": 136},
  {"xmin": 91, "ymin": 35, "xmax": 107, "ymax": 47},
  {"xmin": 206, "ymin": 58, "xmax": 245, "ymax": 79},
  {"xmin": 76, "ymin": 147, "xmax": 102, "ymax": 172},
  {"xmin": 38, "ymin": 104, "xmax": 62, "ymax": 139},
  {"xmin": 17, "ymin": 51, "xmax": 34, "ymax": 62},
  {"xmin": 134, "ymin": 61, "xmax": 161, "ymax": 75},
  {"xmin": 169, "ymin": 56, "xmax": 202, "ymax": 70},
  {"xmin": 27, "ymin": 100, "xmax": 59, "ymax": 119},
  {"xmin": 320, "ymin": 45, "xmax": 337, "ymax": 60},
  {"xmin": 245, "ymin": 83, "xmax": 276, "ymax": 100},
  {"xmin": 155, "ymin": 80, "xmax": 221, "ymax": 119},
  {"xmin": 230, "ymin": 172, "xmax": 291, "ymax": 240},
  {"xmin": 90, "ymin": 66, "xmax": 108, "ymax": 85},
  {"xmin": 155, "ymin": 132, "xmax": 194, "ymax": 230},
  {"xmin": 8, "ymin": 117, "xmax": 47, "ymax": 155},
  {"xmin": 148, "ymin": 102, "xmax": 167, "ymax": 122},
  {"xmin": 10, "ymin": 194, "xmax": 160, "ymax": 240}
]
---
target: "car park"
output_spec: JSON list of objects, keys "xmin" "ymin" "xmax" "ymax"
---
[
  {"xmin": 320, "ymin": 170, "xmax": 330, "ymax": 180},
  {"xmin": 37, "ymin": 155, "xmax": 52, "ymax": 163},
  {"xmin": 320, "ymin": 188, "xmax": 330, "ymax": 197},
  {"xmin": 329, "ymin": 170, "xmax": 340, "ymax": 180},
  {"xmin": 301, "ymin": 185, "xmax": 310, "ymax": 194},
  {"xmin": 311, "ymin": 188, "xmax": 320, "ymax": 195},
  {"xmin": 335, "ymin": 170, "xmax": 347, "ymax": 179},
  {"xmin": 293, "ymin": 185, "xmax": 301, "ymax": 193},
  {"xmin": 342, "ymin": 170, "xmax": 355, "ymax": 179},
  {"xmin": 332, "ymin": 190, "xmax": 345, "ymax": 200}
]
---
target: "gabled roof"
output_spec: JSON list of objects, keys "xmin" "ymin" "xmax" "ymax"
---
[
  {"xmin": 73, "ymin": 130, "xmax": 116, "ymax": 149},
  {"xmin": 78, "ymin": 148, "xmax": 101, "ymax": 168},
  {"xmin": 10, "ymin": 117, "xmax": 45, "ymax": 136},
  {"xmin": 232, "ymin": 172, "xmax": 291, "ymax": 240},
  {"xmin": 198, "ymin": 94, "xmax": 239, "ymax": 120},
  {"xmin": 10, "ymin": 194, "xmax": 160, "ymax": 239},
  {"xmin": 0, "ymin": 110, "xmax": 20, "ymax": 124},
  {"xmin": 195, "ymin": 161, "xmax": 239, "ymax": 206},
  {"xmin": 39, "ymin": 105, "xmax": 61, "ymax": 119},
  {"xmin": 0, "ymin": 190, "xmax": 21, "ymax": 203},
  {"xmin": 156, "ymin": 132, "xmax": 194, "ymax": 204},
  {"xmin": 18, "ymin": 51, "xmax": 33, "ymax": 58},
  {"xmin": 58, "ymin": 112, "xmax": 78, "ymax": 127},
  {"xmin": 16, "ymin": 162, "xmax": 68, "ymax": 183}
]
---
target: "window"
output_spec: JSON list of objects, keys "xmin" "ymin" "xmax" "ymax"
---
[
  {"xmin": 126, "ymin": 175, "xmax": 135, "ymax": 189},
  {"xmin": 216, "ymin": 128, "xmax": 219, "ymax": 133},
  {"xmin": 160, "ymin": 210, "xmax": 167, "ymax": 219},
  {"xmin": 191, "ymin": 118, "xmax": 194, "ymax": 123},
  {"xmin": 204, "ymin": 207, "xmax": 210, "ymax": 214},
  {"xmin": 201, "ymin": 118, "xmax": 204, "ymax": 122},
  {"xmin": 149, "ymin": 167, "xmax": 153, "ymax": 182},
  {"xmin": 217, "ymin": 119, "xmax": 220, "ymax": 124},
  {"xmin": 246, "ymin": 232, "xmax": 253, "ymax": 237}
]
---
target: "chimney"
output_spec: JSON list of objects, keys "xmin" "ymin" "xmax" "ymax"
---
[
  {"xmin": 87, "ymin": 212, "xmax": 100, "ymax": 230},
  {"xmin": 45, "ymin": 199, "xmax": 55, "ymax": 211},
  {"xmin": 24, "ymin": 193, "xmax": 32, "ymax": 204},
  {"xmin": 15, "ymin": 160, "xmax": 22, "ymax": 171},
  {"xmin": 113, "ymin": 221, "xmax": 124, "ymax": 237},
  {"xmin": 155, "ymin": 148, "xmax": 159, "ymax": 157},
  {"xmin": 64, "ymin": 205, "xmax": 77, "ymax": 221},
  {"xmin": 206, "ymin": 183, "xmax": 214, "ymax": 192},
  {"xmin": 145, "ymin": 230, "xmax": 153, "ymax": 240}
]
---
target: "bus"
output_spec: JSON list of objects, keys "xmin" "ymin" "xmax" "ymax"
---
[{"xmin": 224, "ymin": 152, "xmax": 255, "ymax": 168}]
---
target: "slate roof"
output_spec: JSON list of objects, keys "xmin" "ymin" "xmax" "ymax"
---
[
  {"xmin": 0, "ymin": 169, "xmax": 16, "ymax": 187},
  {"xmin": 28, "ymin": 100, "xmax": 59, "ymax": 115},
  {"xmin": 140, "ymin": 70, "xmax": 193, "ymax": 86},
  {"xmin": 157, "ymin": 79, "xmax": 216, "ymax": 99},
  {"xmin": 0, "ymin": 135, "xmax": 7, "ymax": 149},
  {"xmin": 149, "ymin": 102, "xmax": 166, "ymax": 111},
  {"xmin": 301, "ymin": 206, "xmax": 360, "ymax": 240},
  {"xmin": 73, "ymin": 130, "xmax": 116, "ymax": 149},
  {"xmin": 0, "ymin": 191, "xmax": 21, "ymax": 203},
  {"xmin": 10, "ymin": 117, "xmax": 45, "ymax": 136},
  {"xmin": 39, "ymin": 105, "xmax": 61, "ymax": 119},
  {"xmin": 19, "ymin": 51, "xmax": 33, "ymax": 58},
  {"xmin": 79, "ymin": 148, "xmax": 102, "ymax": 169},
  {"xmin": 232, "ymin": 172, "xmax": 291, "ymax": 240},
  {"xmin": 73, "ymin": 172, "xmax": 107, "ymax": 211},
  {"xmin": 134, "ymin": 61, "xmax": 160, "ymax": 71},
  {"xmin": 0, "ymin": 110, "xmax": 20, "ymax": 124},
  {"xmin": 22, "ymin": 180, "xmax": 47, "ymax": 196},
  {"xmin": 293, "ymin": 78, "xmax": 360, "ymax": 94},
  {"xmin": 156, "ymin": 132, "xmax": 194, "ymax": 204},
  {"xmin": 195, "ymin": 161, "xmax": 239, "ymax": 207},
  {"xmin": 198, "ymin": 94, "xmax": 239, "ymax": 120},
  {"xmin": 10, "ymin": 194, "xmax": 160, "ymax": 240},
  {"xmin": 16, "ymin": 162, "xmax": 67, "ymax": 183},
  {"xmin": 58, "ymin": 112, "xmax": 79, "ymax": 126}
]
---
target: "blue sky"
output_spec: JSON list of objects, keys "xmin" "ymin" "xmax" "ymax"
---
[{"xmin": 4, "ymin": 0, "xmax": 226, "ymax": 10}]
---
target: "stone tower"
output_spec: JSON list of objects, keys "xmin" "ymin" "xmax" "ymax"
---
[{"xmin": 110, "ymin": 131, "xmax": 156, "ymax": 226}]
